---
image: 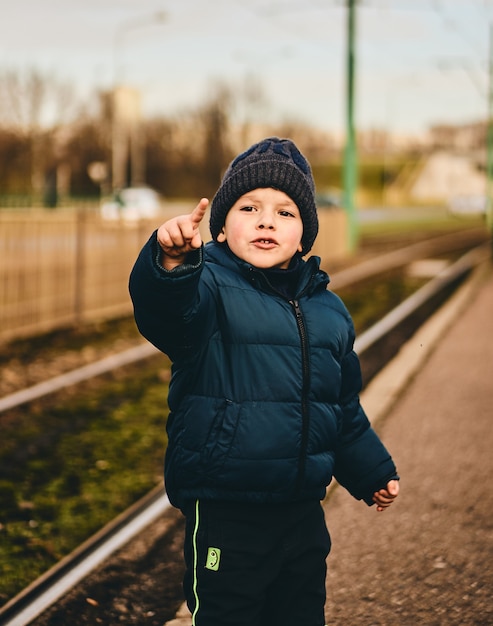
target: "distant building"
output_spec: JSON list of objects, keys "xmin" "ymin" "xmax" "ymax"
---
[
  {"xmin": 379, "ymin": 119, "xmax": 488, "ymax": 206},
  {"xmin": 409, "ymin": 150, "xmax": 485, "ymax": 204}
]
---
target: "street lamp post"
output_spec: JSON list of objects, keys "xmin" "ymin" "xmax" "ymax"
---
[
  {"xmin": 343, "ymin": 0, "xmax": 358, "ymax": 252},
  {"xmin": 113, "ymin": 11, "xmax": 167, "ymax": 85},
  {"xmin": 111, "ymin": 11, "xmax": 167, "ymax": 192},
  {"xmin": 487, "ymin": 23, "xmax": 493, "ymax": 252}
]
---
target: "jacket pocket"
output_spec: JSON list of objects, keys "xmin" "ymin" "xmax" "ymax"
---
[{"xmin": 201, "ymin": 398, "xmax": 241, "ymax": 477}]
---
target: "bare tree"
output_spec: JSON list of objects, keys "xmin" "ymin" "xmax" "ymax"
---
[
  {"xmin": 0, "ymin": 67, "xmax": 76, "ymax": 130},
  {"xmin": 0, "ymin": 67, "xmax": 78, "ymax": 199},
  {"xmin": 200, "ymin": 82, "xmax": 234, "ymax": 192}
]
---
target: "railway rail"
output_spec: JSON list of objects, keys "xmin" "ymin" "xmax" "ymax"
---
[{"xmin": 0, "ymin": 233, "xmax": 490, "ymax": 626}]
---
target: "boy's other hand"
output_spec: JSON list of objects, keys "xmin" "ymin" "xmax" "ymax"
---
[
  {"xmin": 372, "ymin": 479, "xmax": 399, "ymax": 512},
  {"xmin": 157, "ymin": 198, "xmax": 209, "ymax": 269}
]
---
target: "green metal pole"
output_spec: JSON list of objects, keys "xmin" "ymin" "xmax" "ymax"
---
[
  {"xmin": 487, "ymin": 22, "xmax": 493, "ymax": 252},
  {"xmin": 343, "ymin": 0, "xmax": 358, "ymax": 252}
]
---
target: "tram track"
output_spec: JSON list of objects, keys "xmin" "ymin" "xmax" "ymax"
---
[{"xmin": 0, "ymin": 231, "xmax": 490, "ymax": 626}]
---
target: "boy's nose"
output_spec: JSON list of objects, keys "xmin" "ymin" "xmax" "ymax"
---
[{"xmin": 257, "ymin": 212, "xmax": 275, "ymax": 229}]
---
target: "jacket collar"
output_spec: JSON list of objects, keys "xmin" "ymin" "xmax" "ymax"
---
[{"xmin": 204, "ymin": 241, "xmax": 330, "ymax": 298}]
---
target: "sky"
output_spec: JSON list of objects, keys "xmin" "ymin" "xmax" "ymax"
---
[{"xmin": 1, "ymin": 0, "xmax": 492, "ymax": 135}]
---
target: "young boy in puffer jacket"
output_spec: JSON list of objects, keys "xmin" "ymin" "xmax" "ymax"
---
[{"xmin": 129, "ymin": 137, "xmax": 399, "ymax": 626}]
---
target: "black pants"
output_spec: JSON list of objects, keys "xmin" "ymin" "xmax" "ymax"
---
[{"xmin": 183, "ymin": 499, "xmax": 331, "ymax": 626}]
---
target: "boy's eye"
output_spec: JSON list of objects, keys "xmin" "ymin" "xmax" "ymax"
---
[
  {"xmin": 240, "ymin": 205, "xmax": 256, "ymax": 212},
  {"xmin": 279, "ymin": 210, "xmax": 295, "ymax": 217}
]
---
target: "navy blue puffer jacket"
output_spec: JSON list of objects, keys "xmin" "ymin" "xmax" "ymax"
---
[{"xmin": 129, "ymin": 235, "xmax": 397, "ymax": 511}]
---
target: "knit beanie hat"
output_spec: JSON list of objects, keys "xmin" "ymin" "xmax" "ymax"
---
[{"xmin": 210, "ymin": 137, "xmax": 319, "ymax": 255}]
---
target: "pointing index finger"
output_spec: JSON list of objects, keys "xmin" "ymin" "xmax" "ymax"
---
[{"xmin": 190, "ymin": 198, "xmax": 209, "ymax": 226}]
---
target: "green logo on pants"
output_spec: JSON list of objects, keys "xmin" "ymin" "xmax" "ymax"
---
[{"xmin": 205, "ymin": 547, "xmax": 221, "ymax": 571}]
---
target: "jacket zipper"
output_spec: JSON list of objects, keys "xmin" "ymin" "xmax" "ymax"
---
[
  {"xmin": 248, "ymin": 266, "xmax": 315, "ymax": 494},
  {"xmin": 290, "ymin": 299, "xmax": 310, "ymax": 494}
]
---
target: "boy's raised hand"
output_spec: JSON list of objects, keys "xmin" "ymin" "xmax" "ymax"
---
[
  {"xmin": 373, "ymin": 479, "xmax": 399, "ymax": 512},
  {"xmin": 157, "ymin": 198, "xmax": 209, "ymax": 270}
]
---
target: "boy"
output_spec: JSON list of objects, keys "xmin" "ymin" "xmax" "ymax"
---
[{"xmin": 129, "ymin": 137, "xmax": 399, "ymax": 626}]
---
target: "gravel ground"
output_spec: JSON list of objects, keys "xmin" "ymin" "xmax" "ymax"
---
[{"xmin": 31, "ymin": 509, "xmax": 187, "ymax": 626}]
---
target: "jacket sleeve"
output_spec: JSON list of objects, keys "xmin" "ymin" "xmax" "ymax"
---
[
  {"xmin": 333, "ymin": 345, "xmax": 398, "ymax": 506},
  {"xmin": 128, "ymin": 231, "xmax": 214, "ymax": 360}
]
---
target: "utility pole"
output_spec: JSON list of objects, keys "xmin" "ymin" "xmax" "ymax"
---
[
  {"xmin": 343, "ymin": 0, "xmax": 358, "ymax": 252},
  {"xmin": 487, "ymin": 22, "xmax": 493, "ymax": 252}
]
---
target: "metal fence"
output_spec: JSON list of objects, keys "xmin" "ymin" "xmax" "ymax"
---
[{"xmin": 0, "ymin": 206, "xmax": 348, "ymax": 345}]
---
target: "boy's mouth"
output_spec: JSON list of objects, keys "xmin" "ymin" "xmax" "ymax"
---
[{"xmin": 252, "ymin": 237, "xmax": 278, "ymax": 248}]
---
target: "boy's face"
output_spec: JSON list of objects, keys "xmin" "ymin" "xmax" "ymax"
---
[{"xmin": 217, "ymin": 188, "xmax": 303, "ymax": 269}]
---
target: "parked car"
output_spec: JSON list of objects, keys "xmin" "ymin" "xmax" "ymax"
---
[
  {"xmin": 448, "ymin": 194, "xmax": 487, "ymax": 216},
  {"xmin": 315, "ymin": 188, "xmax": 342, "ymax": 209},
  {"xmin": 101, "ymin": 187, "xmax": 162, "ymax": 221}
]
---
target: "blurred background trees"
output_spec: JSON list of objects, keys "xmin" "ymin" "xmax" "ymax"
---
[
  {"xmin": 0, "ymin": 68, "xmax": 236, "ymax": 205},
  {"xmin": 0, "ymin": 66, "xmax": 485, "ymax": 209}
]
